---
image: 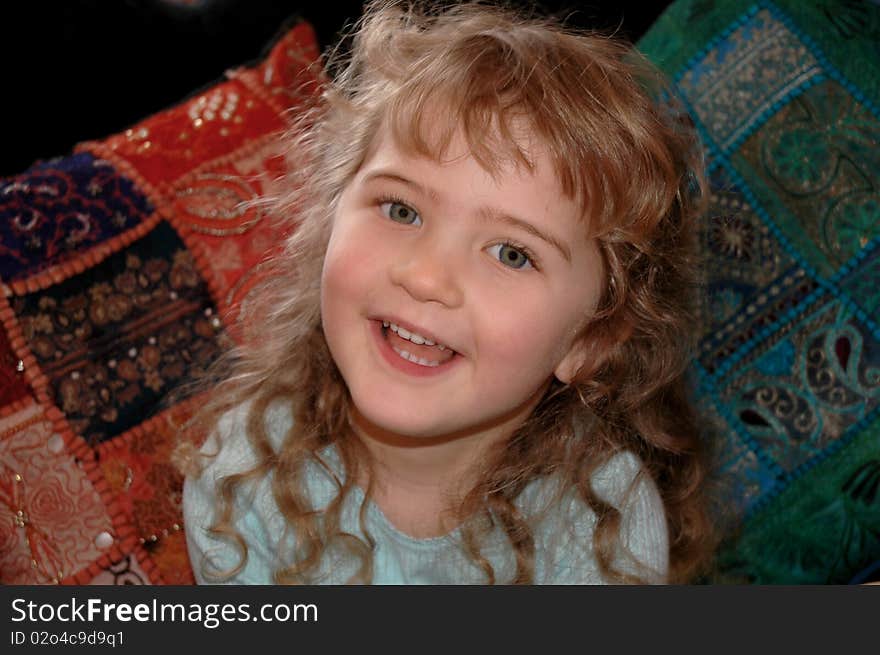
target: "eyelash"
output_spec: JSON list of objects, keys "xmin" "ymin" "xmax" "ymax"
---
[
  {"xmin": 374, "ymin": 194, "xmax": 541, "ymax": 271},
  {"xmin": 377, "ymin": 194, "xmax": 418, "ymax": 221},
  {"xmin": 495, "ymin": 240, "xmax": 541, "ymax": 271}
]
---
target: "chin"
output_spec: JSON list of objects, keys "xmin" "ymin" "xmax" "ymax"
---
[{"xmin": 349, "ymin": 395, "xmax": 462, "ymax": 441}]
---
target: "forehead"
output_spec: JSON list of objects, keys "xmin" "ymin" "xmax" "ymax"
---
[
  {"xmin": 401, "ymin": 99, "xmax": 535, "ymax": 165},
  {"xmin": 359, "ymin": 126, "xmax": 562, "ymax": 205},
  {"xmin": 359, "ymin": 117, "xmax": 566, "ymax": 201}
]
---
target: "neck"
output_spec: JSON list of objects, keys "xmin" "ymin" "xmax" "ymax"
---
[
  {"xmin": 352, "ymin": 413, "xmax": 493, "ymax": 497},
  {"xmin": 347, "ymin": 381, "xmax": 550, "ymax": 536}
]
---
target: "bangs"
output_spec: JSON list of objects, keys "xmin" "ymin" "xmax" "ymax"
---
[
  {"xmin": 387, "ymin": 86, "xmax": 538, "ymax": 182},
  {"xmin": 337, "ymin": 1, "xmax": 695, "ymax": 241}
]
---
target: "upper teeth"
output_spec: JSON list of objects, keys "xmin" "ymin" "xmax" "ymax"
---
[{"xmin": 383, "ymin": 321, "xmax": 447, "ymax": 350}]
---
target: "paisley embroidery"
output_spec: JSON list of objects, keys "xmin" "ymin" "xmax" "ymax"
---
[
  {"xmin": 0, "ymin": 154, "xmax": 153, "ymax": 285},
  {"xmin": 643, "ymin": 0, "xmax": 880, "ymax": 582}
]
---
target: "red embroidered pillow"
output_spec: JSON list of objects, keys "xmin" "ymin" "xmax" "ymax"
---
[{"xmin": 0, "ymin": 20, "xmax": 320, "ymax": 584}]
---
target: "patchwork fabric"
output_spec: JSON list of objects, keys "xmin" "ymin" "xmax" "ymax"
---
[
  {"xmin": 0, "ymin": 19, "xmax": 320, "ymax": 584},
  {"xmin": 639, "ymin": 0, "xmax": 880, "ymax": 583},
  {"xmin": 89, "ymin": 399, "xmax": 203, "ymax": 585},
  {"xmin": 0, "ymin": 317, "xmax": 32, "ymax": 411},
  {"xmin": 82, "ymin": 551, "xmax": 153, "ymax": 585},
  {"xmin": 77, "ymin": 21, "xmax": 318, "ymax": 199},
  {"xmin": 0, "ymin": 403, "xmax": 114, "ymax": 584},
  {"xmin": 11, "ymin": 220, "xmax": 226, "ymax": 446},
  {"xmin": 0, "ymin": 153, "xmax": 155, "ymax": 291},
  {"xmin": 166, "ymin": 136, "xmax": 295, "ymax": 323}
]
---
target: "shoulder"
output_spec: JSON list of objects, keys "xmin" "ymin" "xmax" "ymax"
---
[
  {"xmin": 594, "ymin": 450, "xmax": 669, "ymax": 582},
  {"xmin": 182, "ymin": 399, "xmax": 294, "ymax": 584},
  {"xmin": 534, "ymin": 450, "xmax": 669, "ymax": 584},
  {"xmin": 184, "ymin": 399, "xmax": 293, "ymax": 497},
  {"xmin": 591, "ymin": 450, "xmax": 658, "ymax": 512}
]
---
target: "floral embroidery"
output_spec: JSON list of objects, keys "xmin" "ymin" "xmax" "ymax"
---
[{"xmin": 15, "ymin": 221, "xmax": 227, "ymax": 445}]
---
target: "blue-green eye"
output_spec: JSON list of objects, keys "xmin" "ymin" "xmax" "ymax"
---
[
  {"xmin": 380, "ymin": 201, "xmax": 421, "ymax": 226},
  {"xmin": 488, "ymin": 243, "xmax": 533, "ymax": 269}
]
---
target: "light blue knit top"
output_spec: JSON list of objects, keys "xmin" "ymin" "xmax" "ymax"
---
[{"xmin": 183, "ymin": 400, "xmax": 669, "ymax": 584}]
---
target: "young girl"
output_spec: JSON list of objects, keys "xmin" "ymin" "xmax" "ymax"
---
[{"xmin": 180, "ymin": 0, "xmax": 716, "ymax": 584}]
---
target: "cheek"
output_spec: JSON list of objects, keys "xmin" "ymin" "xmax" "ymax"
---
[
  {"xmin": 322, "ymin": 245, "xmax": 353, "ymax": 295},
  {"xmin": 474, "ymin": 263, "xmax": 599, "ymax": 373},
  {"xmin": 321, "ymin": 238, "xmax": 364, "ymax": 342},
  {"xmin": 473, "ymin": 295, "xmax": 572, "ymax": 375},
  {"xmin": 322, "ymin": 225, "xmax": 379, "ymax": 298}
]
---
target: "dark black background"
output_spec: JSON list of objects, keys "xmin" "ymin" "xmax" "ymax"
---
[{"xmin": 2, "ymin": 0, "xmax": 670, "ymax": 177}]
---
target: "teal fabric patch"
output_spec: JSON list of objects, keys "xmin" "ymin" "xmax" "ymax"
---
[{"xmin": 639, "ymin": 0, "xmax": 880, "ymax": 583}]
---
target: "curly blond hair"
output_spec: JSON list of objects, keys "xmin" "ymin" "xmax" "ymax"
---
[{"xmin": 178, "ymin": 0, "xmax": 717, "ymax": 584}]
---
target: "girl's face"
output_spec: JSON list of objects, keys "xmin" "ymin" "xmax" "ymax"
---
[{"xmin": 321, "ymin": 127, "xmax": 604, "ymax": 441}]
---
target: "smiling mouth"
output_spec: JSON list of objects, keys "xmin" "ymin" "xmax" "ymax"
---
[{"xmin": 381, "ymin": 321, "xmax": 457, "ymax": 368}]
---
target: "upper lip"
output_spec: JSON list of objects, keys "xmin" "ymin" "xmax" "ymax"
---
[{"xmin": 376, "ymin": 316, "xmax": 457, "ymax": 353}]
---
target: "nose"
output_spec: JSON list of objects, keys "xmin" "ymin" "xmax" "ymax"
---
[{"xmin": 388, "ymin": 234, "xmax": 464, "ymax": 308}]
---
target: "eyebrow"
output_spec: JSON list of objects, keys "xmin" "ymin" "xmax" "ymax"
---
[{"xmin": 361, "ymin": 170, "xmax": 572, "ymax": 262}]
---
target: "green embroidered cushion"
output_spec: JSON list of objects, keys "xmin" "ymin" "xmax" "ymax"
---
[{"xmin": 638, "ymin": 0, "xmax": 880, "ymax": 583}]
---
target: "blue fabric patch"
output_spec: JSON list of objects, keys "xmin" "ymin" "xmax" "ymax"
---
[{"xmin": 0, "ymin": 153, "xmax": 153, "ymax": 283}]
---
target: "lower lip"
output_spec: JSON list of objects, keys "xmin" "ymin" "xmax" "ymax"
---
[{"xmin": 370, "ymin": 320, "xmax": 459, "ymax": 378}]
